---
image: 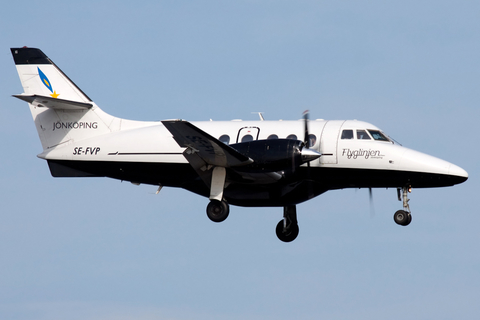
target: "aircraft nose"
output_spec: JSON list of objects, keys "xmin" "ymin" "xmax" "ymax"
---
[
  {"xmin": 448, "ymin": 163, "xmax": 468, "ymax": 183},
  {"xmin": 400, "ymin": 148, "xmax": 468, "ymax": 187}
]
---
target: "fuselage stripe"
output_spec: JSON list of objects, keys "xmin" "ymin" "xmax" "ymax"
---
[{"xmin": 107, "ymin": 152, "xmax": 183, "ymax": 156}]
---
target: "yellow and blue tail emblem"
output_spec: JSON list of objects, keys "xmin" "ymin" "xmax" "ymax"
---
[{"xmin": 38, "ymin": 67, "xmax": 59, "ymax": 98}]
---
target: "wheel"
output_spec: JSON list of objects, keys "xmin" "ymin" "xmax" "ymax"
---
[
  {"xmin": 394, "ymin": 210, "xmax": 411, "ymax": 226},
  {"xmin": 275, "ymin": 220, "xmax": 299, "ymax": 242},
  {"xmin": 206, "ymin": 200, "xmax": 229, "ymax": 223},
  {"xmin": 405, "ymin": 212, "xmax": 412, "ymax": 225}
]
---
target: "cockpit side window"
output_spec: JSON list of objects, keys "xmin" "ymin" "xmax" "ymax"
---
[
  {"xmin": 356, "ymin": 130, "xmax": 371, "ymax": 140},
  {"xmin": 341, "ymin": 129, "xmax": 354, "ymax": 139},
  {"xmin": 368, "ymin": 130, "xmax": 390, "ymax": 141}
]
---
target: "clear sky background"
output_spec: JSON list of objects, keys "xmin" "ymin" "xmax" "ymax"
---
[{"xmin": 0, "ymin": 1, "xmax": 479, "ymax": 319}]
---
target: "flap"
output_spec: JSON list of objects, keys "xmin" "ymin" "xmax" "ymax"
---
[{"xmin": 162, "ymin": 120, "xmax": 253, "ymax": 167}]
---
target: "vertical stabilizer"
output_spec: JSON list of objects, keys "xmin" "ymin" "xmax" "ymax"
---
[{"xmin": 11, "ymin": 47, "xmax": 115, "ymax": 151}]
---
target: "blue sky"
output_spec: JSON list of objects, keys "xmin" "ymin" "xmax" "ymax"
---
[{"xmin": 1, "ymin": 1, "xmax": 479, "ymax": 319}]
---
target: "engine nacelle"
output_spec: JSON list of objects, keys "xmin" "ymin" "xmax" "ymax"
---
[{"xmin": 230, "ymin": 139, "xmax": 320, "ymax": 173}]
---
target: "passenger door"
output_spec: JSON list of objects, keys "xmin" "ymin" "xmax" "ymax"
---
[
  {"xmin": 236, "ymin": 127, "xmax": 260, "ymax": 143},
  {"xmin": 319, "ymin": 120, "xmax": 345, "ymax": 164}
]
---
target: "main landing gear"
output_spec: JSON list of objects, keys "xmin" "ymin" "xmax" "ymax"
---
[
  {"xmin": 206, "ymin": 199, "xmax": 230, "ymax": 222},
  {"xmin": 394, "ymin": 186, "xmax": 412, "ymax": 226},
  {"xmin": 203, "ymin": 166, "xmax": 300, "ymax": 242},
  {"xmin": 205, "ymin": 202, "xmax": 300, "ymax": 242},
  {"xmin": 276, "ymin": 205, "xmax": 299, "ymax": 242},
  {"xmin": 206, "ymin": 167, "xmax": 230, "ymax": 222}
]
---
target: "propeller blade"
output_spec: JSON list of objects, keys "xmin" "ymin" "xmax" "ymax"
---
[
  {"xmin": 302, "ymin": 110, "xmax": 314, "ymax": 196},
  {"xmin": 369, "ymin": 188, "xmax": 375, "ymax": 218},
  {"xmin": 303, "ymin": 110, "xmax": 310, "ymax": 147}
]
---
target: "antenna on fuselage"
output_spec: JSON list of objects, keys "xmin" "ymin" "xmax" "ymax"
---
[{"xmin": 252, "ymin": 112, "xmax": 265, "ymax": 121}]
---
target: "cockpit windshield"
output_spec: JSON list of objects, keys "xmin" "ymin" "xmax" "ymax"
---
[
  {"xmin": 341, "ymin": 128, "xmax": 394, "ymax": 143},
  {"xmin": 356, "ymin": 130, "xmax": 371, "ymax": 140},
  {"xmin": 367, "ymin": 130, "xmax": 390, "ymax": 142}
]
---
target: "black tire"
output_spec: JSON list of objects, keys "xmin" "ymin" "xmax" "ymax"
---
[
  {"xmin": 394, "ymin": 210, "xmax": 411, "ymax": 226},
  {"xmin": 206, "ymin": 200, "xmax": 229, "ymax": 223},
  {"xmin": 275, "ymin": 220, "xmax": 299, "ymax": 242},
  {"xmin": 405, "ymin": 212, "xmax": 412, "ymax": 226}
]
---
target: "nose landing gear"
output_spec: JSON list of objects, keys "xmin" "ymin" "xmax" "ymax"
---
[{"xmin": 394, "ymin": 186, "xmax": 412, "ymax": 226}]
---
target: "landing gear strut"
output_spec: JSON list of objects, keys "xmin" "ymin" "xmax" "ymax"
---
[
  {"xmin": 206, "ymin": 200, "xmax": 230, "ymax": 222},
  {"xmin": 394, "ymin": 186, "xmax": 412, "ymax": 226},
  {"xmin": 206, "ymin": 166, "xmax": 230, "ymax": 222},
  {"xmin": 276, "ymin": 205, "xmax": 299, "ymax": 242}
]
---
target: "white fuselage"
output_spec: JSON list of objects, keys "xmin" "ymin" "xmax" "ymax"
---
[{"xmin": 39, "ymin": 118, "xmax": 467, "ymax": 181}]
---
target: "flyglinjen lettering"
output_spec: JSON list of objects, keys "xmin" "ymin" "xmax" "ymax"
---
[
  {"xmin": 342, "ymin": 148, "xmax": 382, "ymax": 159},
  {"xmin": 53, "ymin": 121, "xmax": 98, "ymax": 131}
]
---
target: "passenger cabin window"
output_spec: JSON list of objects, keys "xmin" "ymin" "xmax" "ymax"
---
[
  {"xmin": 368, "ymin": 130, "xmax": 390, "ymax": 142},
  {"xmin": 308, "ymin": 134, "xmax": 317, "ymax": 147},
  {"xmin": 356, "ymin": 130, "xmax": 371, "ymax": 140},
  {"xmin": 219, "ymin": 135, "xmax": 230, "ymax": 145},
  {"xmin": 341, "ymin": 130, "xmax": 354, "ymax": 139},
  {"xmin": 241, "ymin": 134, "xmax": 253, "ymax": 142},
  {"xmin": 267, "ymin": 134, "xmax": 278, "ymax": 140},
  {"xmin": 286, "ymin": 134, "xmax": 297, "ymax": 140}
]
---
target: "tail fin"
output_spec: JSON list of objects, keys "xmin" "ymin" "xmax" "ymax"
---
[{"xmin": 11, "ymin": 47, "xmax": 115, "ymax": 151}]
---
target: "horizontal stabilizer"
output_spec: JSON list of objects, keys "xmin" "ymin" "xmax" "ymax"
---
[
  {"xmin": 13, "ymin": 94, "xmax": 93, "ymax": 110},
  {"xmin": 162, "ymin": 120, "xmax": 253, "ymax": 167}
]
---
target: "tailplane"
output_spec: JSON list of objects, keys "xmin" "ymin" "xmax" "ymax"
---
[{"xmin": 11, "ymin": 47, "xmax": 115, "ymax": 151}]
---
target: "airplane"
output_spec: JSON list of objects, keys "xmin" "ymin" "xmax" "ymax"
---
[{"xmin": 10, "ymin": 47, "xmax": 468, "ymax": 242}]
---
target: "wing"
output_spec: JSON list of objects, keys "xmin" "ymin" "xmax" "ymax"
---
[
  {"xmin": 162, "ymin": 120, "xmax": 253, "ymax": 167},
  {"xmin": 162, "ymin": 120, "xmax": 282, "ymax": 193}
]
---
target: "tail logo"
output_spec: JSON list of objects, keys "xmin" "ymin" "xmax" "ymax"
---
[{"xmin": 38, "ymin": 67, "xmax": 60, "ymax": 98}]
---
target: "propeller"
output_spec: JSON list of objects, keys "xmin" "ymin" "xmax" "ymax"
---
[
  {"xmin": 303, "ymin": 109, "xmax": 310, "ymax": 147},
  {"xmin": 302, "ymin": 110, "xmax": 314, "ymax": 196},
  {"xmin": 369, "ymin": 187, "xmax": 375, "ymax": 218},
  {"xmin": 300, "ymin": 110, "xmax": 320, "ymax": 162}
]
